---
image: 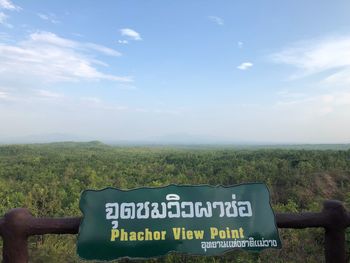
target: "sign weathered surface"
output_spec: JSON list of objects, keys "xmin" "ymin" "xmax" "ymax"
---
[{"xmin": 77, "ymin": 183, "xmax": 281, "ymax": 260}]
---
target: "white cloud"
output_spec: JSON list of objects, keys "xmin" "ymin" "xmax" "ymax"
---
[
  {"xmin": 0, "ymin": 31, "xmax": 130, "ymax": 84},
  {"xmin": 84, "ymin": 43, "xmax": 121, "ymax": 56},
  {"xmin": 0, "ymin": 11, "xmax": 12, "ymax": 27},
  {"xmin": 36, "ymin": 89, "xmax": 64, "ymax": 99},
  {"xmin": 80, "ymin": 97, "xmax": 128, "ymax": 111},
  {"xmin": 269, "ymin": 35, "xmax": 350, "ymax": 137},
  {"xmin": 120, "ymin": 28, "xmax": 142, "ymax": 41},
  {"xmin": 80, "ymin": 97, "xmax": 102, "ymax": 104},
  {"xmin": 237, "ymin": 62, "xmax": 253, "ymax": 70},
  {"xmin": 0, "ymin": 87, "xmax": 65, "ymax": 103},
  {"xmin": 0, "ymin": 31, "xmax": 10, "ymax": 40},
  {"xmin": 0, "ymin": 0, "xmax": 20, "ymax": 11},
  {"xmin": 237, "ymin": 41, "xmax": 243, "ymax": 48},
  {"xmin": 29, "ymin": 31, "xmax": 76, "ymax": 48},
  {"xmin": 271, "ymin": 35, "xmax": 350, "ymax": 84},
  {"xmin": 276, "ymin": 91, "xmax": 350, "ymax": 115},
  {"xmin": 0, "ymin": 90, "xmax": 9, "ymax": 99},
  {"xmin": 0, "ymin": 0, "xmax": 20, "ymax": 27},
  {"xmin": 27, "ymin": 32, "xmax": 121, "ymax": 56},
  {"xmin": 118, "ymin": 84, "xmax": 136, "ymax": 90},
  {"xmin": 37, "ymin": 13, "xmax": 60, "ymax": 24},
  {"xmin": 277, "ymin": 90, "xmax": 306, "ymax": 99},
  {"xmin": 324, "ymin": 68, "xmax": 350, "ymax": 85},
  {"xmin": 118, "ymin": 40, "xmax": 128, "ymax": 44},
  {"xmin": 38, "ymin": 13, "xmax": 48, "ymax": 20},
  {"xmin": 208, "ymin": 16, "xmax": 224, "ymax": 26},
  {"xmin": 0, "ymin": 11, "xmax": 7, "ymax": 24}
]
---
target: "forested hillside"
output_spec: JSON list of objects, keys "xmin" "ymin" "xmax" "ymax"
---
[{"xmin": 0, "ymin": 142, "xmax": 349, "ymax": 262}]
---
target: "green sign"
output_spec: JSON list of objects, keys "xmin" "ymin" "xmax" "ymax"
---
[{"xmin": 77, "ymin": 183, "xmax": 281, "ymax": 260}]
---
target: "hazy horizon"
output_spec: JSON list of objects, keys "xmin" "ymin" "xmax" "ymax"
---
[
  {"xmin": 1, "ymin": 132, "xmax": 350, "ymax": 146},
  {"xmin": 1, "ymin": 1, "xmax": 350, "ymax": 143}
]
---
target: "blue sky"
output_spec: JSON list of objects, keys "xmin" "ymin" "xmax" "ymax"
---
[{"xmin": 1, "ymin": 0, "xmax": 350, "ymax": 143}]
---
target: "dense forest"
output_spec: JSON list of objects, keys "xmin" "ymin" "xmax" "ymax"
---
[{"xmin": 0, "ymin": 142, "xmax": 349, "ymax": 262}]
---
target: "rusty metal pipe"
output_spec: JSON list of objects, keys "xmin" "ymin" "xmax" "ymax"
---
[{"xmin": 0, "ymin": 200, "xmax": 349, "ymax": 263}]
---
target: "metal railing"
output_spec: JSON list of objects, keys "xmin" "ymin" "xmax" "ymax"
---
[{"xmin": 0, "ymin": 200, "xmax": 349, "ymax": 263}]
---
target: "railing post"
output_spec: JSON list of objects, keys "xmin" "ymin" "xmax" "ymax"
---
[
  {"xmin": 1, "ymin": 208, "xmax": 32, "ymax": 263},
  {"xmin": 323, "ymin": 200, "xmax": 348, "ymax": 263}
]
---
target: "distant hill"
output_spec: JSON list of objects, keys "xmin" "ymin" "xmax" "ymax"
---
[
  {"xmin": 1, "ymin": 139, "xmax": 350, "ymax": 151},
  {"xmin": 0, "ymin": 133, "xmax": 93, "ymax": 144}
]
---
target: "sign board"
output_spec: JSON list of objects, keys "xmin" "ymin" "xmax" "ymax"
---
[{"xmin": 77, "ymin": 183, "xmax": 281, "ymax": 260}]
